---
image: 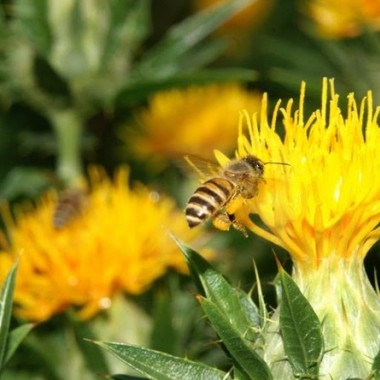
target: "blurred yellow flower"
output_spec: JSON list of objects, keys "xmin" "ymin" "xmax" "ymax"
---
[
  {"xmin": 213, "ymin": 79, "xmax": 380, "ymax": 377},
  {"xmin": 304, "ymin": 0, "xmax": 380, "ymax": 37},
  {"xmin": 193, "ymin": 0, "xmax": 275, "ymax": 33},
  {"xmin": 124, "ymin": 83, "xmax": 262, "ymax": 168},
  {"xmin": 0, "ymin": 167, "xmax": 210, "ymax": 322}
]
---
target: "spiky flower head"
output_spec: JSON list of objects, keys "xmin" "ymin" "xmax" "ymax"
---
[
  {"xmin": 0, "ymin": 167, "xmax": 211, "ymax": 322},
  {"xmin": 215, "ymin": 78, "xmax": 380, "ymax": 378}
]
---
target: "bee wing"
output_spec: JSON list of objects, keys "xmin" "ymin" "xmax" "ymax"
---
[{"xmin": 183, "ymin": 154, "xmax": 222, "ymax": 182}]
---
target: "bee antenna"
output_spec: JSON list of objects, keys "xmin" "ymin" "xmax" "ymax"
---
[{"xmin": 263, "ymin": 161, "xmax": 290, "ymax": 166}]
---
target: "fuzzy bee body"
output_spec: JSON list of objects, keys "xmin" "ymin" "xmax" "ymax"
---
[
  {"xmin": 185, "ymin": 155, "xmax": 265, "ymax": 232},
  {"xmin": 53, "ymin": 189, "xmax": 87, "ymax": 229}
]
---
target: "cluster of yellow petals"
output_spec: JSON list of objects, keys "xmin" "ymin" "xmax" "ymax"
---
[
  {"xmin": 223, "ymin": 78, "xmax": 380, "ymax": 271},
  {"xmin": 305, "ymin": 0, "xmax": 380, "ymax": 37},
  {"xmin": 0, "ymin": 167, "xmax": 209, "ymax": 322},
  {"xmin": 125, "ymin": 83, "xmax": 262, "ymax": 168}
]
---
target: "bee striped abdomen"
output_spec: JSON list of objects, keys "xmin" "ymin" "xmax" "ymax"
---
[
  {"xmin": 185, "ymin": 178, "xmax": 234, "ymax": 228},
  {"xmin": 53, "ymin": 189, "xmax": 86, "ymax": 229}
]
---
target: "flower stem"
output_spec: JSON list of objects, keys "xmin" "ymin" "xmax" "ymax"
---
[
  {"xmin": 49, "ymin": 108, "xmax": 84, "ymax": 187},
  {"xmin": 263, "ymin": 254, "xmax": 380, "ymax": 379}
]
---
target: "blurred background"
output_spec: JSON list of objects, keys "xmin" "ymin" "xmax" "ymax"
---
[{"xmin": 1, "ymin": 0, "xmax": 380, "ymax": 378}]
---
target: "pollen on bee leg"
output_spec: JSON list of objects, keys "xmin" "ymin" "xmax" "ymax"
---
[
  {"xmin": 225, "ymin": 195, "xmax": 245, "ymax": 214},
  {"xmin": 212, "ymin": 212, "xmax": 232, "ymax": 232},
  {"xmin": 212, "ymin": 212, "xmax": 248, "ymax": 237}
]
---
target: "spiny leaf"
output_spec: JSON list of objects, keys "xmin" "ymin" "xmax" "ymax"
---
[
  {"xmin": 0, "ymin": 262, "xmax": 18, "ymax": 375},
  {"xmin": 5, "ymin": 323, "xmax": 34, "ymax": 364},
  {"xmin": 133, "ymin": 0, "xmax": 257, "ymax": 80},
  {"xmin": 200, "ymin": 297, "xmax": 272, "ymax": 380},
  {"xmin": 279, "ymin": 268, "xmax": 323, "ymax": 379},
  {"xmin": 175, "ymin": 237, "xmax": 261, "ymax": 342},
  {"xmin": 111, "ymin": 375, "xmax": 149, "ymax": 380},
  {"xmin": 372, "ymin": 348, "xmax": 380, "ymax": 379},
  {"xmin": 92, "ymin": 341, "xmax": 228, "ymax": 380},
  {"xmin": 14, "ymin": 0, "xmax": 52, "ymax": 54},
  {"xmin": 118, "ymin": 68, "xmax": 256, "ymax": 106},
  {"xmin": 253, "ymin": 260, "xmax": 267, "ymax": 329},
  {"xmin": 72, "ymin": 316, "xmax": 109, "ymax": 375},
  {"xmin": 233, "ymin": 365, "xmax": 252, "ymax": 380}
]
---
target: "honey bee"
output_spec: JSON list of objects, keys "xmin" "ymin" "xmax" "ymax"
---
[
  {"xmin": 185, "ymin": 155, "xmax": 286, "ymax": 236},
  {"xmin": 53, "ymin": 188, "xmax": 88, "ymax": 229}
]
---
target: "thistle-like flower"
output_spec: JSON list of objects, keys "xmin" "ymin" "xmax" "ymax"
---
[
  {"xmin": 0, "ymin": 167, "xmax": 211, "ymax": 322},
  {"xmin": 215, "ymin": 78, "xmax": 380, "ymax": 378}
]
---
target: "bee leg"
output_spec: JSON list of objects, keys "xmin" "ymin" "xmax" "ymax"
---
[
  {"xmin": 212, "ymin": 211, "xmax": 248, "ymax": 238},
  {"xmin": 228, "ymin": 213, "xmax": 248, "ymax": 238},
  {"xmin": 212, "ymin": 211, "xmax": 233, "ymax": 232}
]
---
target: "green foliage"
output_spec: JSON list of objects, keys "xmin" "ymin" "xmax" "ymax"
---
[
  {"xmin": 372, "ymin": 349, "xmax": 380, "ymax": 379},
  {"xmin": 130, "ymin": 0, "xmax": 255, "ymax": 81},
  {"xmin": 179, "ymin": 237, "xmax": 263, "ymax": 342},
  {"xmin": 0, "ymin": 0, "xmax": 259, "ymax": 189},
  {"xmin": 93, "ymin": 341, "xmax": 228, "ymax": 380},
  {"xmin": 0, "ymin": 263, "xmax": 33, "ymax": 378},
  {"xmin": 90, "ymin": 241, "xmax": 328, "ymax": 379},
  {"xmin": 0, "ymin": 263, "xmax": 18, "ymax": 375},
  {"xmin": 70, "ymin": 316, "xmax": 110, "ymax": 375},
  {"xmin": 117, "ymin": 0, "xmax": 258, "ymax": 105},
  {"xmin": 200, "ymin": 298, "xmax": 272, "ymax": 379},
  {"xmin": 0, "ymin": 167, "xmax": 55, "ymax": 200},
  {"xmin": 278, "ymin": 267, "xmax": 323, "ymax": 379}
]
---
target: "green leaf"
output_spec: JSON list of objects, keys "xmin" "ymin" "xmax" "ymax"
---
[
  {"xmin": 71, "ymin": 316, "xmax": 110, "ymax": 375},
  {"xmin": 233, "ymin": 365, "xmax": 252, "ymax": 380},
  {"xmin": 132, "ymin": 0, "xmax": 257, "ymax": 80},
  {"xmin": 14, "ymin": 0, "xmax": 52, "ymax": 54},
  {"xmin": 92, "ymin": 341, "xmax": 228, "ymax": 380},
  {"xmin": 5, "ymin": 323, "xmax": 34, "ymax": 364},
  {"xmin": 175, "ymin": 238, "xmax": 261, "ymax": 342},
  {"xmin": 0, "ymin": 167, "xmax": 54, "ymax": 201},
  {"xmin": 0, "ymin": 262, "xmax": 18, "ymax": 375},
  {"xmin": 279, "ymin": 269, "xmax": 323, "ymax": 379},
  {"xmin": 180, "ymin": 39, "xmax": 228, "ymax": 71},
  {"xmin": 372, "ymin": 348, "xmax": 380, "ymax": 379},
  {"xmin": 200, "ymin": 298, "xmax": 272, "ymax": 380},
  {"xmin": 150, "ymin": 290, "xmax": 179, "ymax": 355},
  {"xmin": 236, "ymin": 289, "xmax": 261, "ymax": 330},
  {"xmin": 253, "ymin": 261, "xmax": 267, "ymax": 329},
  {"xmin": 111, "ymin": 375, "xmax": 149, "ymax": 380},
  {"xmin": 103, "ymin": 0, "xmax": 151, "ymax": 73},
  {"xmin": 118, "ymin": 68, "xmax": 256, "ymax": 106}
]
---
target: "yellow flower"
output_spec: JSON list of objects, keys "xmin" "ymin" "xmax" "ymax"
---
[
  {"xmin": 124, "ymin": 83, "xmax": 262, "ymax": 169},
  {"xmin": 0, "ymin": 167, "xmax": 210, "ymax": 322},
  {"xmin": 304, "ymin": 0, "xmax": 380, "ymax": 37},
  {"xmin": 228, "ymin": 78, "xmax": 380, "ymax": 269},
  {"xmin": 214, "ymin": 78, "xmax": 380, "ymax": 378}
]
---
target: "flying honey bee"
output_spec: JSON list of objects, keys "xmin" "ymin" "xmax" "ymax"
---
[
  {"xmin": 53, "ymin": 188, "xmax": 88, "ymax": 229},
  {"xmin": 185, "ymin": 154, "xmax": 287, "ymax": 236}
]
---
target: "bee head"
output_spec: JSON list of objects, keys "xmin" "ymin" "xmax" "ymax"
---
[{"xmin": 243, "ymin": 155, "xmax": 264, "ymax": 175}]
